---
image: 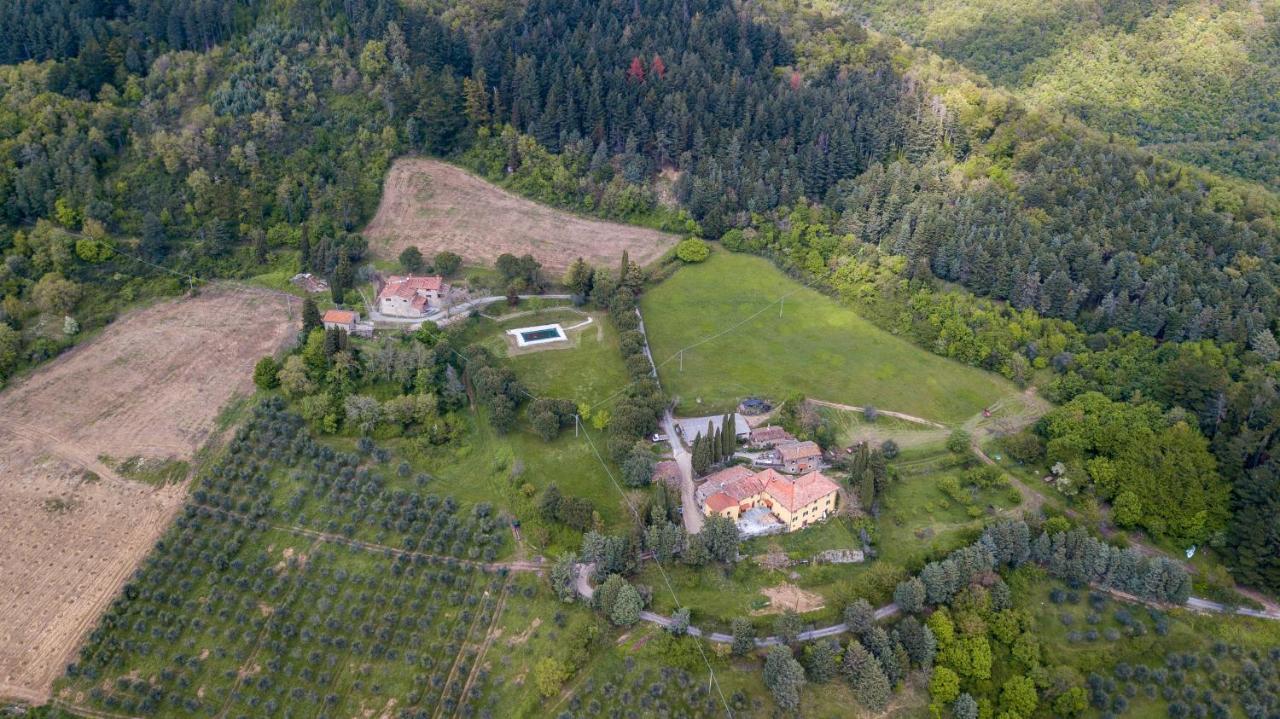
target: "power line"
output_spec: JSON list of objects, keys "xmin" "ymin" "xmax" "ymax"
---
[
  {"xmin": 575, "ymin": 416, "xmax": 735, "ymax": 717},
  {"xmin": 435, "ymin": 341, "xmax": 736, "ymax": 717}
]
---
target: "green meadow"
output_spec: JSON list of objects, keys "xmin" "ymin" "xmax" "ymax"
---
[{"xmin": 641, "ymin": 252, "xmax": 1014, "ymax": 424}]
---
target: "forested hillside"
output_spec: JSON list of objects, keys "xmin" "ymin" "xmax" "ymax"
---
[
  {"xmin": 841, "ymin": 0, "xmax": 1280, "ymax": 190},
  {"xmin": 1, "ymin": 0, "xmax": 1278, "ymax": 596}
]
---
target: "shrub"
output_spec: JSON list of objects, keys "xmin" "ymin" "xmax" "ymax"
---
[
  {"xmin": 946, "ymin": 429, "xmax": 972, "ymax": 454},
  {"xmin": 433, "ymin": 251, "xmax": 462, "ymax": 276},
  {"xmin": 762, "ymin": 645, "xmax": 806, "ymax": 711},
  {"xmin": 399, "ymin": 246, "xmax": 425, "ymax": 272},
  {"xmin": 253, "ymin": 357, "xmax": 279, "ymax": 390},
  {"xmin": 534, "ymin": 657, "xmax": 566, "ymax": 697},
  {"xmin": 674, "ymin": 237, "xmax": 710, "ymax": 263}
]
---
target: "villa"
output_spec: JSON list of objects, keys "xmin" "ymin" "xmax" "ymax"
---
[{"xmin": 698, "ymin": 466, "xmax": 839, "ymax": 534}]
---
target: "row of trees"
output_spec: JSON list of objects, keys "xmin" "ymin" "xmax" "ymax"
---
[{"xmin": 689, "ymin": 414, "xmax": 736, "ymax": 476}]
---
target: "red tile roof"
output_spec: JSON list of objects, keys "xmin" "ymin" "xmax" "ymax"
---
[
  {"xmin": 700, "ymin": 467, "xmax": 839, "ymax": 515},
  {"xmin": 767, "ymin": 471, "xmax": 839, "ymax": 512},
  {"xmin": 378, "ymin": 275, "xmax": 444, "ymax": 302},
  {"xmin": 705, "ymin": 493, "xmax": 737, "ymax": 513},
  {"xmin": 750, "ymin": 425, "xmax": 794, "ymax": 444},
  {"xmin": 322, "ymin": 309, "xmax": 357, "ymax": 324},
  {"xmin": 697, "ymin": 465, "xmax": 758, "ymax": 502},
  {"xmin": 778, "ymin": 441, "xmax": 822, "ymax": 462}
]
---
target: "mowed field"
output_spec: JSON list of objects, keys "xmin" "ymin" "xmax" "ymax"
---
[
  {"xmin": 641, "ymin": 252, "xmax": 1014, "ymax": 423},
  {"xmin": 0, "ymin": 286, "xmax": 296, "ymax": 703},
  {"xmin": 363, "ymin": 158, "xmax": 679, "ymax": 272}
]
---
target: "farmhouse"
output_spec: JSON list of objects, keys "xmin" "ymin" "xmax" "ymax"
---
[
  {"xmin": 777, "ymin": 440, "xmax": 823, "ymax": 473},
  {"xmin": 322, "ymin": 309, "xmax": 359, "ymax": 331},
  {"xmin": 699, "ymin": 467, "xmax": 839, "ymax": 533},
  {"xmin": 322, "ymin": 309, "xmax": 373, "ymax": 338},
  {"xmin": 749, "ymin": 425, "xmax": 794, "ymax": 448},
  {"xmin": 378, "ymin": 275, "xmax": 448, "ymax": 317}
]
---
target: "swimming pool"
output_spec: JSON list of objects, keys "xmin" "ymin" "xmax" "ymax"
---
[
  {"xmin": 520, "ymin": 327, "xmax": 562, "ymax": 342},
  {"xmin": 507, "ymin": 323, "xmax": 567, "ymax": 347}
]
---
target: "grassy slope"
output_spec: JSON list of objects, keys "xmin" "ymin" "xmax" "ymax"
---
[
  {"xmin": 389, "ymin": 312, "xmax": 634, "ymax": 557},
  {"xmin": 641, "ymin": 252, "xmax": 1013, "ymax": 423}
]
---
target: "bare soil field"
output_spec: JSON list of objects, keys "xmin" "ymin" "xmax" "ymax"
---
[
  {"xmin": 753, "ymin": 583, "xmax": 826, "ymax": 615},
  {"xmin": 0, "ymin": 286, "xmax": 296, "ymax": 703},
  {"xmin": 363, "ymin": 158, "xmax": 679, "ymax": 272}
]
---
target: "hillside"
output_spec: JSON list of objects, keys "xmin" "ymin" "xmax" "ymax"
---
[
  {"xmin": 364, "ymin": 158, "xmax": 678, "ymax": 271},
  {"xmin": 843, "ymin": 0, "xmax": 1280, "ymax": 189}
]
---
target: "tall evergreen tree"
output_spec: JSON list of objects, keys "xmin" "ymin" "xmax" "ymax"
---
[
  {"xmin": 299, "ymin": 226, "xmax": 311, "ymax": 272},
  {"xmin": 301, "ymin": 298, "xmax": 322, "ymax": 336}
]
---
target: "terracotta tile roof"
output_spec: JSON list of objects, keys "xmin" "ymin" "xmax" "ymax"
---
[
  {"xmin": 777, "ymin": 441, "xmax": 822, "ymax": 462},
  {"xmin": 700, "ymin": 467, "xmax": 839, "ymax": 515},
  {"xmin": 696, "ymin": 465, "xmax": 758, "ymax": 503},
  {"xmin": 378, "ymin": 275, "xmax": 444, "ymax": 302},
  {"xmin": 322, "ymin": 309, "xmax": 357, "ymax": 324},
  {"xmin": 750, "ymin": 426, "xmax": 794, "ymax": 443},
  {"xmin": 769, "ymin": 471, "xmax": 840, "ymax": 512},
  {"xmin": 705, "ymin": 493, "xmax": 737, "ymax": 513}
]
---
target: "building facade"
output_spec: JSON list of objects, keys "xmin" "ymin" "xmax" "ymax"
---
[
  {"xmin": 777, "ymin": 440, "xmax": 823, "ymax": 473},
  {"xmin": 322, "ymin": 309, "xmax": 358, "ymax": 332},
  {"xmin": 700, "ymin": 467, "xmax": 839, "ymax": 532},
  {"xmin": 377, "ymin": 275, "xmax": 446, "ymax": 317}
]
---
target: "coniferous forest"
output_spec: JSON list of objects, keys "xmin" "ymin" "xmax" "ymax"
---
[{"xmin": 2, "ymin": 0, "xmax": 1279, "ymax": 672}]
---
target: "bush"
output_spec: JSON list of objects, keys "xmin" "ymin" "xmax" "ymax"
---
[
  {"xmin": 433, "ymin": 251, "xmax": 462, "ymax": 276},
  {"xmin": 946, "ymin": 429, "xmax": 972, "ymax": 454},
  {"xmin": 533, "ymin": 657, "xmax": 566, "ymax": 697},
  {"xmin": 399, "ymin": 246, "xmax": 425, "ymax": 272},
  {"xmin": 880, "ymin": 439, "xmax": 899, "ymax": 459},
  {"xmin": 253, "ymin": 356, "xmax": 279, "ymax": 390},
  {"xmin": 674, "ymin": 237, "xmax": 710, "ymax": 263}
]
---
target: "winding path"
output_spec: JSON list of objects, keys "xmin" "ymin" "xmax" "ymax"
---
[
  {"xmin": 566, "ymin": 562, "xmax": 1280, "ymax": 645},
  {"xmin": 362, "ymin": 291, "xmax": 574, "ymax": 327}
]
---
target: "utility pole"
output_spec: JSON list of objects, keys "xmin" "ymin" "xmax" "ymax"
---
[
  {"xmin": 679, "ymin": 350, "xmax": 683, "ymax": 372},
  {"xmin": 779, "ymin": 296, "xmax": 784, "ymax": 319},
  {"xmin": 574, "ymin": 414, "xmax": 580, "ymax": 438}
]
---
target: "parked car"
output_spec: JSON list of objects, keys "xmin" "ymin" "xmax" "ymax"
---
[{"xmin": 651, "ymin": 432, "xmax": 669, "ymax": 442}]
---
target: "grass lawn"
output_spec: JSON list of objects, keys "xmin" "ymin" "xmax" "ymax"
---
[
  {"xmin": 500, "ymin": 311, "xmax": 628, "ymax": 406},
  {"xmin": 818, "ymin": 405, "xmax": 948, "ymax": 450},
  {"xmin": 641, "ymin": 252, "xmax": 1014, "ymax": 423}
]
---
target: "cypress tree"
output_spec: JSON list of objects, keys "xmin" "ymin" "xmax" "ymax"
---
[
  {"xmin": 301, "ymin": 298, "xmax": 321, "ymax": 336},
  {"xmin": 859, "ymin": 470, "xmax": 876, "ymax": 512},
  {"xmin": 692, "ymin": 433, "xmax": 710, "ymax": 476},
  {"xmin": 331, "ymin": 254, "xmax": 352, "ymax": 305},
  {"xmin": 722, "ymin": 413, "xmax": 736, "ymax": 457},
  {"xmin": 712, "ymin": 427, "xmax": 723, "ymax": 463},
  {"xmin": 299, "ymin": 225, "xmax": 311, "ymax": 270}
]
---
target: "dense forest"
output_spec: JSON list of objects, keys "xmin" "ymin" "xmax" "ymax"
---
[
  {"xmin": 841, "ymin": 0, "xmax": 1280, "ymax": 190},
  {"xmin": 0, "ymin": 0, "xmax": 1277, "ymax": 599}
]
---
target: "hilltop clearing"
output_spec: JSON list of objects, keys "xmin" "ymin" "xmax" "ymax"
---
[{"xmin": 364, "ymin": 158, "xmax": 679, "ymax": 272}]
